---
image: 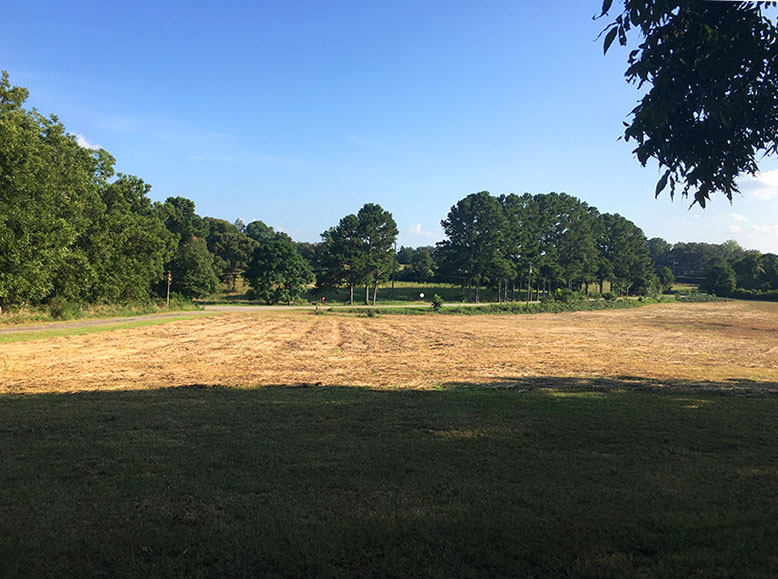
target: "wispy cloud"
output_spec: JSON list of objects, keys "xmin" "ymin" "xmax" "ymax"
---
[
  {"xmin": 407, "ymin": 223, "xmax": 438, "ymax": 239},
  {"xmin": 739, "ymin": 169, "xmax": 778, "ymax": 200},
  {"xmin": 751, "ymin": 224, "xmax": 778, "ymax": 235},
  {"xmin": 731, "ymin": 213, "xmax": 747, "ymax": 222},
  {"xmin": 73, "ymin": 133, "xmax": 100, "ymax": 150},
  {"xmin": 728, "ymin": 225, "xmax": 743, "ymax": 234}
]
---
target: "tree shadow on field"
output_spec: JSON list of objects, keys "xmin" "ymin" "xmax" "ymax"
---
[
  {"xmin": 2, "ymin": 378, "xmax": 778, "ymax": 577},
  {"xmin": 442, "ymin": 375, "xmax": 778, "ymax": 396}
]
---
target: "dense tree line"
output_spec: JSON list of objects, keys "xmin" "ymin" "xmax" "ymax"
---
[
  {"xmin": 0, "ymin": 72, "xmax": 299, "ymax": 307},
  {"xmin": 5, "ymin": 71, "xmax": 777, "ymax": 308},
  {"xmin": 647, "ymin": 236, "xmax": 778, "ymax": 298},
  {"xmin": 434, "ymin": 192, "xmax": 654, "ymax": 301}
]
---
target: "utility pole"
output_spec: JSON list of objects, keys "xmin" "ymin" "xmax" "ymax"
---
[
  {"xmin": 166, "ymin": 270, "xmax": 172, "ymax": 308},
  {"xmin": 391, "ymin": 241, "xmax": 396, "ymax": 300}
]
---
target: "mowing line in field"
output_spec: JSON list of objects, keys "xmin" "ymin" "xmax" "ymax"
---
[{"xmin": 0, "ymin": 313, "xmax": 221, "ymax": 344}]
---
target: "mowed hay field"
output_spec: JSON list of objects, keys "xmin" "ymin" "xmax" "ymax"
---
[{"xmin": 2, "ymin": 301, "xmax": 778, "ymax": 393}]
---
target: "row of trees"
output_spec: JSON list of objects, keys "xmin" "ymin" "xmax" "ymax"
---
[
  {"xmin": 435, "ymin": 192, "xmax": 655, "ymax": 301},
  {"xmin": 645, "ymin": 236, "xmax": 778, "ymax": 297},
  {"xmin": 0, "ymin": 71, "xmax": 310, "ymax": 306},
  {"xmin": 300, "ymin": 192, "xmax": 656, "ymax": 305},
  {"xmin": 647, "ymin": 238, "xmax": 751, "ymax": 282},
  {"xmin": 5, "ymin": 68, "xmax": 775, "ymax": 308},
  {"xmin": 701, "ymin": 252, "xmax": 778, "ymax": 297},
  {"xmin": 0, "ymin": 67, "xmax": 662, "ymax": 308}
]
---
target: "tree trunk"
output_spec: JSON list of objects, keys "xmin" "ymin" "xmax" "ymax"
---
[
  {"xmin": 364, "ymin": 284, "xmax": 369, "ymax": 305},
  {"xmin": 349, "ymin": 283, "xmax": 354, "ymax": 305},
  {"xmin": 526, "ymin": 269, "xmax": 532, "ymax": 305},
  {"xmin": 372, "ymin": 282, "xmax": 379, "ymax": 305}
]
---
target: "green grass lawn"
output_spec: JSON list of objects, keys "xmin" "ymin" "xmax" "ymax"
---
[
  {"xmin": 0, "ymin": 313, "xmax": 217, "ymax": 344},
  {"xmin": 206, "ymin": 283, "xmax": 505, "ymax": 305},
  {"xmin": 2, "ymin": 385, "xmax": 778, "ymax": 577}
]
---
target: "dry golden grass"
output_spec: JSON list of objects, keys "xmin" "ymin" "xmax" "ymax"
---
[{"xmin": 2, "ymin": 301, "xmax": 778, "ymax": 394}]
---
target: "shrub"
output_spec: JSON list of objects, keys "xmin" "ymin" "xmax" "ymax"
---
[
  {"xmin": 48, "ymin": 297, "xmax": 81, "ymax": 320},
  {"xmin": 431, "ymin": 294, "xmax": 444, "ymax": 312},
  {"xmin": 541, "ymin": 288, "xmax": 583, "ymax": 304}
]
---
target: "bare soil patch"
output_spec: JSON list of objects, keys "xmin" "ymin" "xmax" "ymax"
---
[{"xmin": 2, "ymin": 302, "xmax": 778, "ymax": 394}]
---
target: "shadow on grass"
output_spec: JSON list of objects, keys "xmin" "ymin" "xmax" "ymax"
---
[
  {"xmin": 2, "ymin": 380, "xmax": 778, "ymax": 578},
  {"xmin": 440, "ymin": 375, "xmax": 778, "ymax": 395}
]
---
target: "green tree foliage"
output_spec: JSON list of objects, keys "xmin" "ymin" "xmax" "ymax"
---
[
  {"xmin": 169, "ymin": 238, "xmax": 221, "ymax": 299},
  {"xmin": 357, "ymin": 203, "xmax": 399, "ymax": 305},
  {"xmin": 245, "ymin": 220, "xmax": 276, "ymax": 243},
  {"xmin": 83, "ymin": 175, "xmax": 176, "ymax": 302},
  {"xmin": 701, "ymin": 258, "xmax": 737, "ymax": 297},
  {"xmin": 551, "ymin": 195, "xmax": 600, "ymax": 291},
  {"xmin": 244, "ymin": 236, "xmax": 314, "ymax": 304},
  {"xmin": 438, "ymin": 192, "xmax": 508, "ymax": 302},
  {"xmin": 294, "ymin": 241, "xmax": 319, "ymax": 267},
  {"xmin": 157, "ymin": 196, "xmax": 209, "ymax": 246},
  {"xmin": 0, "ymin": 72, "xmax": 174, "ymax": 306},
  {"xmin": 155, "ymin": 197, "xmax": 222, "ymax": 299},
  {"xmin": 0, "ymin": 73, "xmax": 99, "ymax": 304},
  {"xmin": 658, "ymin": 266, "xmax": 675, "ymax": 294},
  {"xmin": 732, "ymin": 250, "xmax": 765, "ymax": 291},
  {"xmin": 600, "ymin": 1, "xmax": 778, "ymax": 206},
  {"xmin": 318, "ymin": 205, "xmax": 398, "ymax": 305},
  {"xmin": 318, "ymin": 213, "xmax": 365, "ymax": 305},
  {"xmin": 396, "ymin": 246, "xmax": 414, "ymax": 265},
  {"xmin": 596, "ymin": 213, "xmax": 654, "ymax": 296},
  {"xmin": 647, "ymin": 237, "xmax": 672, "ymax": 271},
  {"xmin": 761, "ymin": 254, "xmax": 778, "ymax": 290},
  {"xmin": 204, "ymin": 217, "xmax": 257, "ymax": 287},
  {"xmin": 668, "ymin": 241, "xmax": 745, "ymax": 282},
  {"xmin": 408, "ymin": 248, "xmax": 435, "ymax": 282},
  {"xmin": 435, "ymin": 192, "xmax": 656, "ymax": 299}
]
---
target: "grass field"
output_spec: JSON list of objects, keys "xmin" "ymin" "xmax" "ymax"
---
[
  {"xmin": 211, "ymin": 281, "xmax": 504, "ymax": 305},
  {"xmin": 2, "ymin": 301, "xmax": 778, "ymax": 576}
]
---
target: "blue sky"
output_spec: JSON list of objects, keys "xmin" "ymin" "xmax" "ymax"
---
[{"xmin": 3, "ymin": 1, "xmax": 778, "ymax": 252}]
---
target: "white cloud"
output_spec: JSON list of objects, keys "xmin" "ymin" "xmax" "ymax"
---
[
  {"xmin": 728, "ymin": 225, "xmax": 743, "ymax": 234},
  {"xmin": 751, "ymin": 224, "xmax": 778, "ymax": 235},
  {"xmin": 73, "ymin": 133, "xmax": 100, "ymax": 150},
  {"xmin": 739, "ymin": 169, "xmax": 778, "ymax": 200},
  {"xmin": 731, "ymin": 213, "xmax": 747, "ymax": 222},
  {"xmin": 407, "ymin": 223, "xmax": 438, "ymax": 239}
]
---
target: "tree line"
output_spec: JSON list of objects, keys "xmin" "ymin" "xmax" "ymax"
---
[
  {"xmin": 648, "ymin": 238, "xmax": 778, "ymax": 299},
  {"xmin": 3, "ymin": 71, "xmax": 775, "ymax": 308}
]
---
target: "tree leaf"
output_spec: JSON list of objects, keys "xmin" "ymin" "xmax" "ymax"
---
[
  {"xmin": 603, "ymin": 27, "xmax": 618, "ymax": 55},
  {"xmin": 655, "ymin": 170, "xmax": 670, "ymax": 198}
]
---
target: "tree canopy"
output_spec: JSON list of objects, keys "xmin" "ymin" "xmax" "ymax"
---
[
  {"xmin": 600, "ymin": 1, "xmax": 778, "ymax": 206},
  {"xmin": 317, "ymin": 204, "xmax": 398, "ymax": 305},
  {"xmin": 244, "ymin": 235, "xmax": 314, "ymax": 304},
  {"xmin": 438, "ymin": 192, "xmax": 655, "ymax": 299}
]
